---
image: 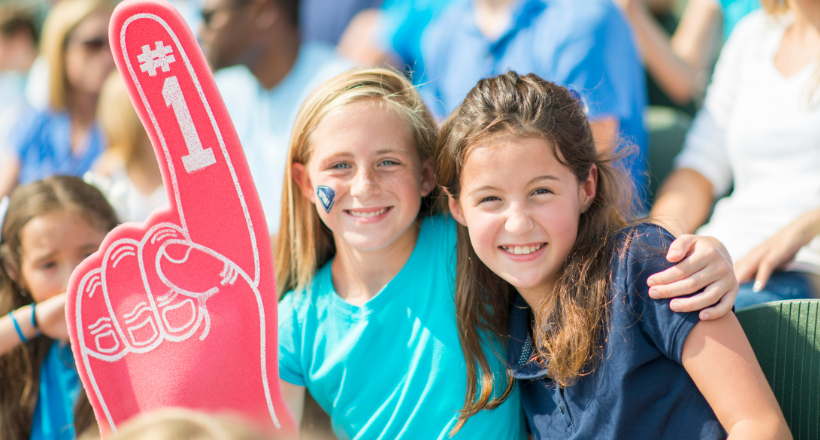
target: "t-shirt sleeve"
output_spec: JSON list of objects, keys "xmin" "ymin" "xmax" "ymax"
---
[
  {"xmin": 277, "ymin": 292, "xmax": 306, "ymax": 386},
  {"xmin": 618, "ymin": 225, "xmax": 702, "ymax": 363},
  {"xmin": 673, "ymin": 12, "xmax": 764, "ymax": 197},
  {"xmin": 548, "ymin": 4, "xmax": 642, "ymax": 126}
]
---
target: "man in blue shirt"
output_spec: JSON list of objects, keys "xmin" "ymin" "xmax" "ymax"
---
[
  {"xmin": 419, "ymin": 0, "xmax": 648, "ymax": 200},
  {"xmin": 198, "ymin": 0, "xmax": 354, "ymax": 234}
]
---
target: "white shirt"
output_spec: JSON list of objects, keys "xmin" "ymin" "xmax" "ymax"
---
[
  {"xmin": 215, "ymin": 43, "xmax": 355, "ymax": 235},
  {"xmin": 675, "ymin": 11, "xmax": 820, "ymax": 274},
  {"xmin": 85, "ymin": 168, "xmax": 167, "ymax": 224}
]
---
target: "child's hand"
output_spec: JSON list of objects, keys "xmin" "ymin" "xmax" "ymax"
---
[
  {"xmin": 35, "ymin": 293, "xmax": 70, "ymax": 341},
  {"xmin": 646, "ymin": 235, "xmax": 738, "ymax": 320}
]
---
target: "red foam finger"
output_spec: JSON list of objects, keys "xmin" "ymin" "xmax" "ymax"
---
[
  {"xmin": 111, "ymin": 0, "xmax": 267, "ymax": 283},
  {"xmin": 66, "ymin": 0, "xmax": 293, "ymax": 436}
]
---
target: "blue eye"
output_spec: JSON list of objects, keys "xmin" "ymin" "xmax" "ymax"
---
[
  {"xmin": 329, "ymin": 162, "xmax": 351, "ymax": 170},
  {"xmin": 379, "ymin": 159, "xmax": 399, "ymax": 166}
]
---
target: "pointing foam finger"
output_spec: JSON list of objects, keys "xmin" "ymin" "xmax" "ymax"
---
[{"xmin": 110, "ymin": 0, "xmax": 265, "ymax": 283}]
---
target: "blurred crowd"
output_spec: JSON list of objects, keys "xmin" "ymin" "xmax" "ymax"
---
[
  {"xmin": 2, "ymin": 0, "xmax": 818, "ymax": 308},
  {"xmin": 0, "ymin": 0, "xmax": 818, "ymax": 438}
]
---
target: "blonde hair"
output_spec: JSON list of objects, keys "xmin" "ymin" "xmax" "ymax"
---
[
  {"xmin": 97, "ymin": 71, "xmax": 146, "ymax": 164},
  {"xmin": 275, "ymin": 68, "xmax": 440, "ymax": 297},
  {"xmin": 40, "ymin": 0, "xmax": 111, "ymax": 111},
  {"xmin": 97, "ymin": 408, "xmax": 268, "ymax": 440}
]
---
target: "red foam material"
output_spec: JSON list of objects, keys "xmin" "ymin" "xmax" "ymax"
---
[{"xmin": 65, "ymin": 0, "xmax": 297, "ymax": 436}]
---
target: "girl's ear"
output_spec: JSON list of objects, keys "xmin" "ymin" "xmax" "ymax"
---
[
  {"xmin": 580, "ymin": 164, "xmax": 598, "ymax": 213},
  {"xmin": 291, "ymin": 163, "xmax": 315, "ymax": 204},
  {"xmin": 1, "ymin": 258, "xmax": 24, "ymax": 290},
  {"xmin": 443, "ymin": 188, "xmax": 467, "ymax": 226},
  {"xmin": 419, "ymin": 158, "xmax": 436, "ymax": 197}
]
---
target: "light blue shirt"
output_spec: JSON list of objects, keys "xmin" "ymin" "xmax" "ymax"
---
[
  {"xmin": 278, "ymin": 215, "xmax": 526, "ymax": 440},
  {"xmin": 10, "ymin": 109, "xmax": 105, "ymax": 185},
  {"xmin": 215, "ymin": 43, "xmax": 355, "ymax": 234},
  {"xmin": 31, "ymin": 341, "xmax": 81, "ymax": 440},
  {"xmin": 419, "ymin": 0, "xmax": 648, "ymax": 201}
]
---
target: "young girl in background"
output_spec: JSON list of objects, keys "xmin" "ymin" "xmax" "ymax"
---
[
  {"xmin": 276, "ymin": 68, "xmax": 741, "ymax": 439},
  {"xmin": 86, "ymin": 72, "xmax": 166, "ymax": 223},
  {"xmin": 0, "ymin": 176, "xmax": 118, "ymax": 440},
  {"xmin": 438, "ymin": 72, "xmax": 790, "ymax": 439}
]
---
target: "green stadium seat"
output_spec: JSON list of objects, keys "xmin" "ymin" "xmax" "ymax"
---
[{"xmin": 736, "ymin": 299, "xmax": 820, "ymax": 440}]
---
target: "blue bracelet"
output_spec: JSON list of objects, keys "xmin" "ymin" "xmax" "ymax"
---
[
  {"xmin": 9, "ymin": 311, "xmax": 28, "ymax": 343},
  {"xmin": 30, "ymin": 302, "xmax": 40, "ymax": 336}
]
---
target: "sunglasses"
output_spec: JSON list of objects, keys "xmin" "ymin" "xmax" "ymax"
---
[{"xmin": 68, "ymin": 36, "xmax": 110, "ymax": 53}]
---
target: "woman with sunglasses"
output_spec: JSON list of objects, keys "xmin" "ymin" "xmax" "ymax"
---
[{"xmin": 0, "ymin": 0, "xmax": 115, "ymax": 199}]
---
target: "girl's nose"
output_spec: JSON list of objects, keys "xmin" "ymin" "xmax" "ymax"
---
[
  {"xmin": 350, "ymin": 169, "xmax": 378, "ymax": 199},
  {"xmin": 505, "ymin": 205, "xmax": 534, "ymax": 236}
]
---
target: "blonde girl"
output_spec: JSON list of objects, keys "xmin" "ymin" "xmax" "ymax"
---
[
  {"xmin": 438, "ymin": 71, "xmax": 790, "ymax": 439},
  {"xmin": 275, "ymin": 68, "xmax": 741, "ymax": 439},
  {"xmin": 86, "ymin": 71, "xmax": 166, "ymax": 223},
  {"xmin": 0, "ymin": 176, "xmax": 118, "ymax": 440}
]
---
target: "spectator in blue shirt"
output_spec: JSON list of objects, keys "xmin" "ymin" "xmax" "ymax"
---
[
  {"xmin": 420, "ymin": 0, "xmax": 648, "ymax": 200},
  {"xmin": 0, "ymin": 0, "xmax": 114, "ymax": 199}
]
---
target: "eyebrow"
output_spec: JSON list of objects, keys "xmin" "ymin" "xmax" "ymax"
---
[
  {"xmin": 529, "ymin": 175, "xmax": 561, "ymax": 185},
  {"xmin": 31, "ymin": 251, "xmax": 57, "ymax": 265},
  {"xmin": 468, "ymin": 175, "xmax": 560, "ymax": 197},
  {"xmin": 375, "ymin": 148, "xmax": 411, "ymax": 156}
]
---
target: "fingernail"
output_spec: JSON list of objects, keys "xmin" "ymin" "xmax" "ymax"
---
[
  {"xmin": 649, "ymin": 288, "xmax": 659, "ymax": 299},
  {"xmin": 671, "ymin": 301, "xmax": 681, "ymax": 311},
  {"xmin": 701, "ymin": 312, "xmax": 710, "ymax": 320},
  {"xmin": 753, "ymin": 281, "xmax": 762, "ymax": 292},
  {"xmin": 647, "ymin": 279, "xmax": 656, "ymax": 287}
]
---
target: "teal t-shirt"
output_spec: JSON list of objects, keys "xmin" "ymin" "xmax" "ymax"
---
[{"xmin": 278, "ymin": 215, "xmax": 526, "ymax": 439}]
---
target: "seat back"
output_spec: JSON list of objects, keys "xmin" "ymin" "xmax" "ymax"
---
[{"xmin": 736, "ymin": 299, "xmax": 820, "ymax": 440}]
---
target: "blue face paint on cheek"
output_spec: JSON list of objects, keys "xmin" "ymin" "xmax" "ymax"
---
[{"xmin": 317, "ymin": 185, "xmax": 336, "ymax": 213}]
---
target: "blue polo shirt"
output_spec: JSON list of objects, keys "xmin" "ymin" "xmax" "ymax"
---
[
  {"xmin": 418, "ymin": 0, "xmax": 648, "ymax": 197},
  {"xmin": 508, "ymin": 224, "xmax": 726, "ymax": 439},
  {"xmin": 278, "ymin": 215, "xmax": 526, "ymax": 440}
]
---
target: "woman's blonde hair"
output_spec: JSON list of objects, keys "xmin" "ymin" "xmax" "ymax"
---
[
  {"xmin": 40, "ymin": 0, "xmax": 111, "ymax": 110},
  {"xmin": 97, "ymin": 71, "xmax": 146, "ymax": 164},
  {"xmin": 275, "ymin": 68, "xmax": 440, "ymax": 297}
]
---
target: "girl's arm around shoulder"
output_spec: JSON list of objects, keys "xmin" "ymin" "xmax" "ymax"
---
[{"xmin": 682, "ymin": 313, "xmax": 791, "ymax": 439}]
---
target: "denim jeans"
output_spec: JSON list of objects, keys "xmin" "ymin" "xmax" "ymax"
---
[{"xmin": 736, "ymin": 271, "xmax": 820, "ymax": 310}]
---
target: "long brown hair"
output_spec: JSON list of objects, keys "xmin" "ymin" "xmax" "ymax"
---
[
  {"xmin": 0, "ymin": 176, "xmax": 118, "ymax": 440},
  {"xmin": 275, "ymin": 68, "xmax": 441, "ymax": 297},
  {"xmin": 436, "ymin": 72, "xmax": 639, "ymax": 432}
]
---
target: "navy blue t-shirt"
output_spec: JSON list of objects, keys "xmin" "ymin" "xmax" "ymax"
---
[{"xmin": 508, "ymin": 224, "xmax": 726, "ymax": 439}]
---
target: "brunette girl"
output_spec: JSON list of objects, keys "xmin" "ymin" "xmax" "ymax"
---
[
  {"xmin": 0, "ymin": 176, "xmax": 118, "ymax": 440},
  {"xmin": 438, "ymin": 71, "xmax": 790, "ymax": 439}
]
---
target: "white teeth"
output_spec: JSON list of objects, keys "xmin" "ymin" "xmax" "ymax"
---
[
  {"xmin": 501, "ymin": 244, "xmax": 545, "ymax": 255},
  {"xmin": 348, "ymin": 207, "xmax": 388, "ymax": 218}
]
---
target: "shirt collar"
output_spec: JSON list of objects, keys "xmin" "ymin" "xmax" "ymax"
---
[
  {"xmin": 463, "ymin": 0, "xmax": 548, "ymax": 45},
  {"xmin": 508, "ymin": 292, "xmax": 550, "ymax": 380}
]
